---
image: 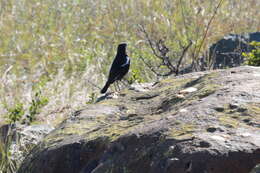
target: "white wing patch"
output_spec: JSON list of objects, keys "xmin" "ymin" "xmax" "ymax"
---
[{"xmin": 121, "ymin": 56, "xmax": 130, "ymax": 67}]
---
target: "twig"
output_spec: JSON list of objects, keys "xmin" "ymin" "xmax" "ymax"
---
[
  {"xmin": 140, "ymin": 56, "xmax": 174, "ymax": 77},
  {"xmin": 86, "ymin": 79, "xmax": 102, "ymax": 90},
  {"xmin": 194, "ymin": 0, "xmax": 224, "ymax": 66},
  {"xmin": 176, "ymin": 40, "xmax": 193, "ymax": 75},
  {"xmin": 139, "ymin": 56, "xmax": 161, "ymax": 76},
  {"xmin": 1, "ymin": 65, "xmax": 13, "ymax": 84},
  {"xmin": 138, "ymin": 24, "xmax": 193, "ymax": 76},
  {"xmin": 138, "ymin": 25, "xmax": 164, "ymax": 60},
  {"xmin": 179, "ymin": 0, "xmax": 188, "ymax": 32}
]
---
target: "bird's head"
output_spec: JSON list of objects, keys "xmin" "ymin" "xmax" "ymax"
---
[{"xmin": 117, "ymin": 43, "xmax": 127, "ymax": 54}]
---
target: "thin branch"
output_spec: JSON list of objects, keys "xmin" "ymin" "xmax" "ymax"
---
[
  {"xmin": 138, "ymin": 24, "xmax": 193, "ymax": 76},
  {"xmin": 140, "ymin": 56, "xmax": 161, "ymax": 76},
  {"xmin": 155, "ymin": 39, "xmax": 176, "ymax": 71},
  {"xmin": 1, "ymin": 65, "xmax": 13, "ymax": 84},
  {"xmin": 179, "ymin": 0, "xmax": 189, "ymax": 32},
  {"xmin": 138, "ymin": 25, "xmax": 164, "ymax": 59},
  {"xmin": 176, "ymin": 40, "xmax": 193, "ymax": 75},
  {"xmin": 86, "ymin": 79, "xmax": 102, "ymax": 90},
  {"xmin": 194, "ymin": 0, "xmax": 224, "ymax": 62},
  {"xmin": 140, "ymin": 56, "xmax": 174, "ymax": 77}
]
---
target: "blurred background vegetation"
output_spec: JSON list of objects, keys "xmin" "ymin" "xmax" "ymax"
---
[{"xmin": 0, "ymin": 0, "xmax": 259, "ymax": 125}]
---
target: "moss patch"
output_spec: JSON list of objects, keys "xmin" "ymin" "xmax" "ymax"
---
[
  {"xmin": 168, "ymin": 124, "xmax": 195, "ymax": 139},
  {"xmin": 219, "ymin": 115, "xmax": 240, "ymax": 128},
  {"xmin": 158, "ymin": 78, "xmax": 192, "ymax": 92},
  {"xmin": 215, "ymin": 103, "xmax": 260, "ymax": 128},
  {"xmin": 185, "ymin": 73, "xmax": 220, "ymax": 100}
]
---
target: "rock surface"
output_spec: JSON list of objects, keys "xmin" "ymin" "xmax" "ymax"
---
[
  {"xmin": 210, "ymin": 32, "xmax": 260, "ymax": 69},
  {"xmin": 18, "ymin": 66, "xmax": 260, "ymax": 173}
]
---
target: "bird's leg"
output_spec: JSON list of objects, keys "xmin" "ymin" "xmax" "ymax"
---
[
  {"xmin": 121, "ymin": 79, "xmax": 128, "ymax": 87},
  {"xmin": 113, "ymin": 83, "xmax": 117, "ymax": 92},
  {"xmin": 116, "ymin": 81, "xmax": 120, "ymax": 91},
  {"xmin": 113, "ymin": 81, "xmax": 119, "ymax": 92}
]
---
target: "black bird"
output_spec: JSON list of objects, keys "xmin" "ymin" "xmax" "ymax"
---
[{"xmin": 101, "ymin": 43, "xmax": 130, "ymax": 93}]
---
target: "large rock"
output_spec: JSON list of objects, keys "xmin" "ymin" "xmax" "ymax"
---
[
  {"xmin": 210, "ymin": 32, "xmax": 260, "ymax": 69},
  {"xmin": 18, "ymin": 66, "xmax": 260, "ymax": 173}
]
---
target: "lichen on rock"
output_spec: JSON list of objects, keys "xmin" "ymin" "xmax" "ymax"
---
[{"xmin": 18, "ymin": 66, "xmax": 260, "ymax": 173}]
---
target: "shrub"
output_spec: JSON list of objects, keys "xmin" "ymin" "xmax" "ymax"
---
[
  {"xmin": 7, "ymin": 103, "xmax": 24, "ymax": 124},
  {"xmin": 28, "ymin": 91, "xmax": 49, "ymax": 123},
  {"xmin": 243, "ymin": 41, "xmax": 260, "ymax": 66},
  {"xmin": 128, "ymin": 69, "xmax": 145, "ymax": 84}
]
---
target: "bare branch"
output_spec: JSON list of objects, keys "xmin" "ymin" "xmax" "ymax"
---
[
  {"xmin": 139, "ymin": 56, "xmax": 161, "ymax": 76},
  {"xmin": 138, "ymin": 24, "xmax": 193, "ymax": 77},
  {"xmin": 193, "ymin": 0, "xmax": 224, "ymax": 63},
  {"xmin": 1, "ymin": 65, "xmax": 13, "ymax": 84},
  {"xmin": 138, "ymin": 25, "xmax": 164, "ymax": 60},
  {"xmin": 140, "ymin": 56, "xmax": 174, "ymax": 77},
  {"xmin": 86, "ymin": 79, "xmax": 101, "ymax": 90},
  {"xmin": 176, "ymin": 40, "xmax": 193, "ymax": 75}
]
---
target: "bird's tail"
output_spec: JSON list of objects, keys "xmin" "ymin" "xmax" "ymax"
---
[{"xmin": 101, "ymin": 82, "xmax": 110, "ymax": 94}]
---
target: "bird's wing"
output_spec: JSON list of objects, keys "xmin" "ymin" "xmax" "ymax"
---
[
  {"xmin": 108, "ymin": 59, "xmax": 130, "ymax": 82},
  {"xmin": 120, "ymin": 56, "xmax": 130, "ymax": 67}
]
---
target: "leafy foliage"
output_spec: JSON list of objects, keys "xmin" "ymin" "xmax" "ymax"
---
[
  {"xmin": 243, "ymin": 42, "xmax": 260, "ymax": 66},
  {"xmin": 7, "ymin": 103, "xmax": 24, "ymax": 124},
  {"xmin": 28, "ymin": 91, "xmax": 49, "ymax": 123},
  {"xmin": 86, "ymin": 92, "xmax": 97, "ymax": 104}
]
